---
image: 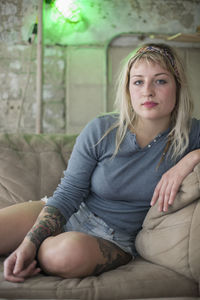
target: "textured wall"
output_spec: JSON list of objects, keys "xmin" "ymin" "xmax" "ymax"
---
[
  {"xmin": 44, "ymin": 0, "xmax": 200, "ymax": 45},
  {"xmin": 0, "ymin": 0, "xmax": 199, "ymax": 133},
  {"xmin": 0, "ymin": 43, "xmax": 66, "ymax": 133},
  {"xmin": 1, "ymin": 0, "xmax": 200, "ymax": 45}
]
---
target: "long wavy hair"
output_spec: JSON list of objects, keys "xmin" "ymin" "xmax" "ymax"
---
[{"xmin": 104, "ymin": 43, "xmax": 193, "ymax": 161}]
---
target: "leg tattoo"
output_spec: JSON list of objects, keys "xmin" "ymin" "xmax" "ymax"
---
[{"xmin": 93, "ymin": 238, "xmax": 132, "ymax": 276}]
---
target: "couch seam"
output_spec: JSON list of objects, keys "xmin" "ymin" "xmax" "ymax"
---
[
  {"xmin": 0, "ymin": 147, "xmax": 66, "ymax": 154},
  {"xmin": 188, "ymin": 200, "xmax": 198, "ymax": 281},
  {"xmin": 0, "ymin": 180, "xmax": 22, "ymax": 204},
  {"xmin": 38, "ymin": 152, "xmax": 42, "ymax": 200},
  {"xmin": 145, "ymin": 220, "xmax": 191, "ymax": 231},
  {"xmin": 188, "ymin": 166, "xmax": 200, "ymax": 282}
]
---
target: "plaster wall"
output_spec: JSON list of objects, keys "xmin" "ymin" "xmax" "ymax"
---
[
  {"xmin": 66, "ymin": 46, "xmax": 106, "ymax": 134},
  {"xmin": 0, "ymin": 0, "xmax": 199, "ymax": 133}
]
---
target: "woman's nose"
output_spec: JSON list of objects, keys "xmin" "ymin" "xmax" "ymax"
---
[{"xmin": 143, "ymin": 82, "xmax": 155, "ymax": 97}]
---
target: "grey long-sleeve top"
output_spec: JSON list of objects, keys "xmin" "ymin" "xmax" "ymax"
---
[{"xmin": 47, "ymin": 114, "xmax": 200, "ymax": 235}]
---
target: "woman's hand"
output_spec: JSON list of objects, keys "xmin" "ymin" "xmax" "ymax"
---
[
  {"xmin": 4, "ymin": 238, "xmax": 41, "ymax": 282},
  {"xmin": 151, "ymin": 149, "xmax": 200, "ymax": 212},
  {"xmin": 4, "ymin": 205, "xmax": 66, "ymax": 282}
]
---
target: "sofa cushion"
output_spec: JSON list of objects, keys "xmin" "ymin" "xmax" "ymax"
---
[
  {"xmin": 135, "ymin": 163, "xmax": 200, "ymax": 282},
  {"xmin": 0, "ymin": 133, "xmax": 76, "ymax": 209},
  {"xmin": 0, "ymin": 257, "xmax": 198, "ymax": 299}
]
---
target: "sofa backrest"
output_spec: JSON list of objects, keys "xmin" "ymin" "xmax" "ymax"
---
[
  {"xmin": 135, "ymin": 163, "xmax": 200, "ymax": 282},
  {"xmin": 0, "ymin": 133, "xmax": 76, "ymax": 209}
]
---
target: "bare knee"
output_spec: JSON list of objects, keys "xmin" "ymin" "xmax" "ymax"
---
[
  {"xmin": 37, "ymin": 232, "xmax": 132, "ymax": 278},
  {"xmin": 37, "ymin": 232, "xmax": 94, "ymax": 278}
]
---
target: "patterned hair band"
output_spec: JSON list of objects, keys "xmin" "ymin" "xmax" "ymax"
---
[{"xmin": 136, "ymin": 45, "xmax": 179, "ymax": 79}]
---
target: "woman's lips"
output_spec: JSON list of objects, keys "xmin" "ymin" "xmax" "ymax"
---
[{"xmin": 142, "ymin": 101, "xmax": 158, "ymax": 108}]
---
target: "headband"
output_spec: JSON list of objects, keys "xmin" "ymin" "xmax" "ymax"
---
[{"xmin": 136, "ymin": 45, "xmax": 179, "ymax": 79}]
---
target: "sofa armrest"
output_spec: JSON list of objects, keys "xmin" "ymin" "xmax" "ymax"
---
[{"xmin": 135, "ymin": 163, "xmax": 200, "ymax": 282}]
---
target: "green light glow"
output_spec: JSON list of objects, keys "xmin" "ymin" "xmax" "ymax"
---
[
  {"xmin": 53, "ymin": 0, "xmax": 81, "ymax": 23},
  {"xmin": 44, "ymin": 0, "xmax": 89, "ymax": 43}
]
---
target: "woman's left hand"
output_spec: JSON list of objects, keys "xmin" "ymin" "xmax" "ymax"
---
[{"xmin": 151, "ymin": 149, "xmax": 200, "ymax": 212}]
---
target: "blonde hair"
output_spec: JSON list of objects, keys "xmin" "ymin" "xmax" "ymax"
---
[{"xmin": 105, "ymin": 43, "xmax": 193, "ymax": 161}]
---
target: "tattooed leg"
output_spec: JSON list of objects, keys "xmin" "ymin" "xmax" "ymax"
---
[
  {"xmin": 92, "ymin": 237, "xmax": 132, "ymax": 276},
  {"xmin": 37, "ymin": 232, "xmax": 132, "ymax": 278}
]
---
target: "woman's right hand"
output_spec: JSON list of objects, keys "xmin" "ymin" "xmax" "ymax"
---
[{"xmin": 3, "ymin": 238, "xmax": 41, "ymax": 282}]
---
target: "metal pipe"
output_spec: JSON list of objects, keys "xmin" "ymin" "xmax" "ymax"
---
[{"xmin": 36, "ymin": 0, "xmax": 43, "ymax": 133}]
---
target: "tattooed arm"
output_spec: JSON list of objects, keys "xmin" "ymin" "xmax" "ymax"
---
[
  {"xmin": 26, "ymin": 206, "xmax": 66, "ymax": 249},
  {"xmin": 4, "ymin": 206, "xmax": 66, "ymax": 283}
]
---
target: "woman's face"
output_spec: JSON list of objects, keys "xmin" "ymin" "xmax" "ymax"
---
[{"xmin": 129, "ymin": 59, "xmax": 177, "ymax": 127}]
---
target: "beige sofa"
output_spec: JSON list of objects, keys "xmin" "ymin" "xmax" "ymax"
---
[{"xmin": 0, "ymin": 133, "xmax": 200, "ymax": 300}]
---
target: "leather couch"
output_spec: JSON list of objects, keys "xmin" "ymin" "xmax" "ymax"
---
[{"xmin": 0, "ymin": 133, "xmax": 199, "ymax": 300}]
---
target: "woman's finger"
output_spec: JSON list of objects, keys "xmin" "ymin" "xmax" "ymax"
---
[
  {"xmin": 4, "ymin": 254, "xmax": 25, "ymax": 282},
  {"xmin": 168, "ymin": 180, "xmax": 181, "ymax": 206},
  {"xmin": 13, "ymin": 252, "xmax": 25, "ymax": 275},
  {"xmin": 163, "ymin": 180, "xmax": 175, "ymax": 211},
  {"xmin": 151, "ymin": 181, "xmax": 162, "ymax": 206},
  {"xmin": 16, "ymin": 260, "xmax": 40, "ymax": 278},
  {"xmin": 157, "ymin": 180, "xmax": 168, "ymax": 212}
]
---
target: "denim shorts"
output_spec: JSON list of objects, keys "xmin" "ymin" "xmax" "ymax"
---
[{"xmin": 65, "ymin": 202, "xmax": 136, "ymax": 257}]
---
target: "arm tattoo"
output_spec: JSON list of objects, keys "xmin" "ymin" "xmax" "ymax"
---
[{"xmin": 26, "ymin": 206, "xmax": 66, "ymax": 249}]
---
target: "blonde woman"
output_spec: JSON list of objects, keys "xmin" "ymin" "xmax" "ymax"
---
[{"xmin": 2, "ymin": 43, "xmax": 200, "ymax": 282}]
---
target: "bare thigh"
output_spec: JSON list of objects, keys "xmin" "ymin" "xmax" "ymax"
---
[
  {"xmin": 0, "ymin": 200, "xmax": 44, "ymax": 255},
  {"xmin": 38, "ymin": 231, "xmax": 132, "ymax": 278}
]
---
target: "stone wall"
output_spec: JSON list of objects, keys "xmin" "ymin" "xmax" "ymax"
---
[
  {"xmin": 0, "ymin": 0, "xmax": 199, "ymax": 134},
  {"xmin": 0, "ymin": 43, "xmax": 66, "ymax": 133}
]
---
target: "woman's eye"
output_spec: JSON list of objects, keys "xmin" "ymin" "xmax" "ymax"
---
[
  {"xmin": 134, "ymin": 80, "xmax": 143, "ymax": 85},
  {"xmin": 156, "ymin": 79, "xmax": 167, "ymax": 85}
]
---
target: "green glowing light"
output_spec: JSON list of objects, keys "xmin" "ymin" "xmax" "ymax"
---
[
  {"xmin": 53, "ymin": 0, "xmax": 81, "ymax": 23},
  {"xmin": 44, "ymin": 0, "xmax": 89, "ymax": 43}
]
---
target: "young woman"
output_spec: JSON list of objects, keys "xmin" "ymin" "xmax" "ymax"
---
[{"xmin": 2, "ymin": 43, "xmax": 200, "ymax": 282}]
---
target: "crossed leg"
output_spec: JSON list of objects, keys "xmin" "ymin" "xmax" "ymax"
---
[
  {"xmin": 0, "ymin": 201, "xmax": 132, "ymax": 278},
  {"xmin": 38, "ymin": 231, "xmax": 132, "ymax": 278}
]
